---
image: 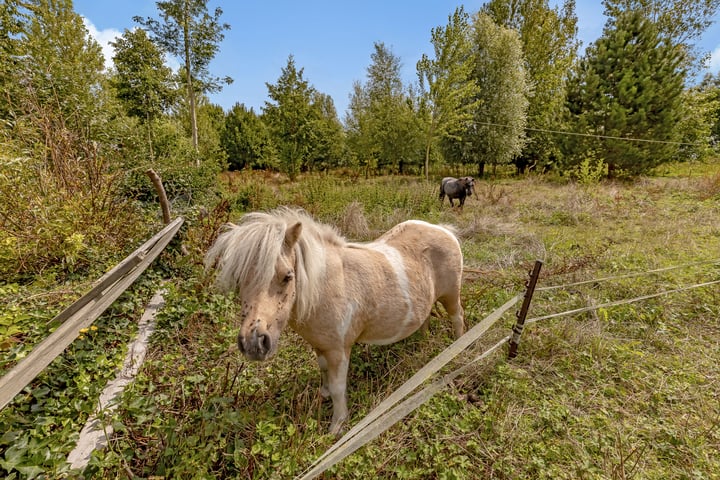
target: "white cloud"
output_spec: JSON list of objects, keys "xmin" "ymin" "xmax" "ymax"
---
[
  {"xmin": 708, "ymin": 45, "xmax": 720, "ymax": 74},
  {"xmin": 82, "ymin": 17, "xmax": 180, "ymax": 73},
  {"xmin": 82, "ymin": 17, "xmax": 121, "ymax": 71}
]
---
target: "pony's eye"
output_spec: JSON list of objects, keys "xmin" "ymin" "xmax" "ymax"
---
[{"xmin": 283, "ymin": 271, "xmax": 294, "ymax": 284}]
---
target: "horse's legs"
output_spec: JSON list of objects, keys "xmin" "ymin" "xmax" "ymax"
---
[
  {"xmin": 419, "ymin": 315, "xmax": 431, "ymax": 336},
  {"xmin": 315, "ymin": 351, "xmax": 330, "ymax": 398},
  {"xmin": 317, "ymin": 347, "xmax": 351, "ymax": 435},
  {"xmin": 439, "ymin": 294, "xmax": 465, "ymax": 339}
]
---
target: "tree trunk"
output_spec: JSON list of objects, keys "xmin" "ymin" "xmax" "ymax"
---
[
  {"xmin": 183, "ymin": 9, "xmax": 199, "ymax": 161},
  {"xmin": 146, "ymin": 111, "xmax": 155, "ymax": 162},
  {"xmin": 424, "ymin": 120, "xmax": 436, "ymax": 181}
]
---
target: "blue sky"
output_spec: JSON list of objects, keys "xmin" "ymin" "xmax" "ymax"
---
[{"xmin": 74, "ymin": 0, "xmax": 720, "ymax": 116}]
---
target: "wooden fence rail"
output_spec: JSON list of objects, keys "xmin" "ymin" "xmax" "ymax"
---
[{"xmin": 0, "ymin": 217, "xmax": 184, "ymax": 411}]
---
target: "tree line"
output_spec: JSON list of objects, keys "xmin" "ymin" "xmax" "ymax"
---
[
  {"xmin": 2, "ymin": 0, "xmax": 720, "ymax": 195},
  {"xmin": 224, "ymin": 0, "xmax": 720, "ymax": 179}
]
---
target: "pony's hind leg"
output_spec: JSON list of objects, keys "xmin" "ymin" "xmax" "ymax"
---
[{"xmin": 439, "ymin": 294, "xmax": 465, "ymax": 339}]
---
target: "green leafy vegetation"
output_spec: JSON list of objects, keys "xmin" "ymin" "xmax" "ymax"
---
[{"xmin": 40, "ymin": 168, "xmax": 719, "ymax": 478}]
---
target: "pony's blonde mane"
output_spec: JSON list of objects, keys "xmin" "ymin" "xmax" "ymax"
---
[{"xmin": 205, "ymin": 207, "xmax": 345, "ymax": 322}]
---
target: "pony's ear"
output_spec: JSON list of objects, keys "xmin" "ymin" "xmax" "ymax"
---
[{"xmin": 284, "ymin": 222, "xmax": 302, "ymax": 250}]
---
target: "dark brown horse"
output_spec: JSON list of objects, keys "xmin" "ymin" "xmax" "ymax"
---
[{"xmin": 439, "ymin": 176, "xmax": 475, "ymax": 208}]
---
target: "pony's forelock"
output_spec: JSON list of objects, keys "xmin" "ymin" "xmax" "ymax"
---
[
  {"xmin": 205, "ymin": 207, "xmax": 343, "ymax": 322},
  {"xmin": 204, "ymin": 214, "xmax": 284, "ymax": 297}
]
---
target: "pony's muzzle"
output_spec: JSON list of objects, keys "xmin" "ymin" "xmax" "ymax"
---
[{"xmin": 237, "ymin": 328, "xmax": 273, "ymax": 361}]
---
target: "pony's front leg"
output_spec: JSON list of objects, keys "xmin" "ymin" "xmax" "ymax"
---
[
  {"xmin": 315, "ymin": 351, "xmax": 330, "ymax": 398},
  {"xmin": 317, "ymin": 347, "xmax": 351, "ymax": 435}
]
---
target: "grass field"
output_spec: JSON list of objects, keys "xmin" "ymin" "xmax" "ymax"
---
[{"xmin": 3, "ymin": 164, "xmax": 720, "ymax": 478}]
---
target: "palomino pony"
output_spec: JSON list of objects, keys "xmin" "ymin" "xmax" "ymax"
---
[
  {"xmin": 205, "ymin": 207, "xmax": 465, "ymax": 434},
  {"xmin": 439, "ymin": 176, "xmax": 475, "ymax": 208}
]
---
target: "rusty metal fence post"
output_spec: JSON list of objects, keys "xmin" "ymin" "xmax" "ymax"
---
[{"xmin": 508, "ymin": 260, "xmax": 543, "ymax": 359}]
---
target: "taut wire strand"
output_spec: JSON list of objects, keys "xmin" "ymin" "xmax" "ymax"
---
[{"xmin": 527, "ymin": 279, "xmax": 720, "ymax": 325}]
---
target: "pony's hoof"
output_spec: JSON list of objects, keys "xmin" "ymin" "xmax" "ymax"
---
[
  {"xmin": 328, "ymin": 420, "xmax": 346, "ymax": 437},
  {"xmin": 328, "ymin": 412, "xmax": 348, "ymax": 437}
]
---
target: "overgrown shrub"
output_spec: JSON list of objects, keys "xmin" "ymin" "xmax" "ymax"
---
[
  {"xmin": 0, "ymin": 143, "xmax": 146, "ymax": 282},
  {"xmin": 115, "ymin": 118, "xmax": 224, "ymax": 206}
]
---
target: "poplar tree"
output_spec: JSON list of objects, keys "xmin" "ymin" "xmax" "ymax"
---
[
  {"xmin": 483, "ymin": 0, "xmax": 578, "ymax": 173},
  {"xmin": 467, "ymin": 13, "xmax": 529, "ymax": 176},
  {"xmin": 699, "ymin": 73, "xmax": 720, "ymax": 143},
  {"xmin": 345, "ymin": 80, "xmax": 375, "ymax": 174},
  {"xmin": 416, "ymin": 7, "xmax": 479, "ymax": 180},
  {"xmin": 134, "ymin": 0, "xmax": 231, "ymax": 155}
]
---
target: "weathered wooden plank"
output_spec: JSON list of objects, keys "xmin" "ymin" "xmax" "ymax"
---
[
  {"xmin": 0, "ymin": 217, "xmax": 183, "ymax": 411},
  {"xmin": 67, "ymin": 288, "xmax": 166, "ymax": 470}
]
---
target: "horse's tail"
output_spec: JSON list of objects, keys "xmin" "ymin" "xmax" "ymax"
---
[
  {"xmin": 439, "ymin": 184, "xmax": 445, "ymax": 201},
  {"xmin": 439, "ymin": 223, "xmax": 459, "ymax": 238}
]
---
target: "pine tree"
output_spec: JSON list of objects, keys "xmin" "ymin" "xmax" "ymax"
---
[
  {"xmin": 566, "ymin": 9, "xmax": 685, "ymax": 175},
  {"xmin": 307, "ymin": 92, "xmax": 346, "ymax": 172},
  {"xmin": 221, "ymin": 103, "xmax": 276, "ymax": 170},
  {"xmin": 263, "ymin": 56, "xmax": 341, "ymax": 179}
]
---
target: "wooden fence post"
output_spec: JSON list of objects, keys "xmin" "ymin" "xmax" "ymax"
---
[
  {"xmin": 145, "ymin": 168, "xmax": 171, "ymax": 224},
  {"xmin": 508, "ymin": 260, "xmax": 543, "ymax": 359}
]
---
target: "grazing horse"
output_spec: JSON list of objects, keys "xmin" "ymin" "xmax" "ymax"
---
[
  {"xmin": 439, "ymin": 176, "xmax": 475, "ymax": 208},
  {"xmin": 205, "ymin": 207, "xmax": 465, "ymax": 434}
]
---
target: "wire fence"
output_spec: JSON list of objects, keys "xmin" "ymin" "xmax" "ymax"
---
[{"xmin": 296, "ymin": 256, "xmax": 720, "ymax": 479}]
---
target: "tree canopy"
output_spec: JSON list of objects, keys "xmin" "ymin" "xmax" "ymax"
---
[
  {"xmin": 346, "ymin": 42, "xmax": 421, "ymax": 174},
  {"xmin": 483, "ymin": 0, "xmax": 579, "ymax": 173},
  {"xmin": 416, "ymin": 7, "xmax": 480, "ymax": 179},
  {"xmin": 566, "ymin": 9, "xmax": 687, "ymax": 175},
  {"xmin": 134, "ymin": 0, "xmax": 232, "ymax": 153}
]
